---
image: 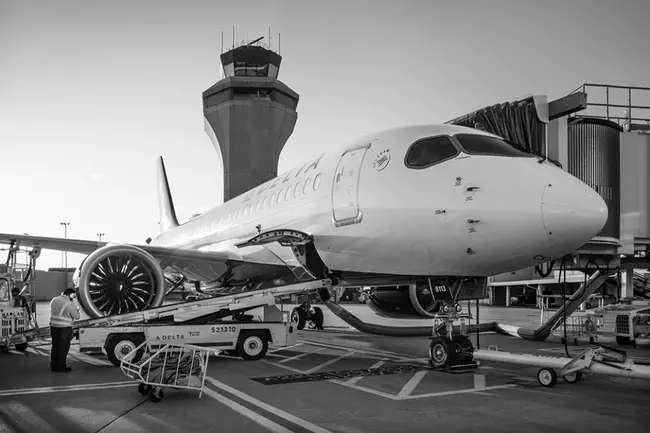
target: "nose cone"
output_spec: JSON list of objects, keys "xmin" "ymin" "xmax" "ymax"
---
[{"xmin": 541, "ymin": 180, "xmax": 608, "ymax": 248}]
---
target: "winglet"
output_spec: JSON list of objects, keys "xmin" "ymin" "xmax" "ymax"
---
[{"xmin": 156, "ymin": 156, "xmax": 179, "ymax": 233}]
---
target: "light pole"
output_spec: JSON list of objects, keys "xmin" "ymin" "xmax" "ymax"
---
[
  {"xmin": 60, "ymin": 222, "xmax": 70, "ymax": 287},
  {"xmin": 97, "ymin": 233, "xmax": 105, "ymax": 242}
]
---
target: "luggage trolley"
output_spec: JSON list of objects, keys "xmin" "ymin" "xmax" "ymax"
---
[{"xmin": 120, "ymin": 340, "xmax": 217, "ymax": 403}]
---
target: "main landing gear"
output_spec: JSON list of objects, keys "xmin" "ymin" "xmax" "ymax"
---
[
  {"xmin": 427, "ymin": 302, "xmax": 478, "ymax": 372},
  {"xmin": 291, "ymin": 294, "xmax": 325, "ymax": 331}
]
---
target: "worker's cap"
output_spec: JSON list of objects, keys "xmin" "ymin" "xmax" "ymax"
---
[{"xmin": 63, "ymin": 288, "xmax": 76, "ymax": 296}]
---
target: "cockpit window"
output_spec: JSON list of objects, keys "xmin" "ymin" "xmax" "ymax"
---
[
  {"xmin": 405, "ymin": 136, "xmax": 459, "ymax": 169},
  {"xmin": 453, "ymin": 134, "xmax": 533, "ymax": 157}
]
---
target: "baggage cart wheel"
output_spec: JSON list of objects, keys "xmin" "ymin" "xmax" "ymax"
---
[
  {"xmin": 236, "ymin": 331, "xmax": 269, "ymax": 361},
  {"xmin": 149, "ymin": 387, "xmax": 164, "ymax": 403},
  {"xmin": 537, "ymin": 368, "xmax": 557, "ymax": 387},
  {"xmin": 563, "ymin": 372, "xmax": 583, "ymax": 384},
  {"xmin": 137, "ymin": 383, "xmax": 151, "ymax": 395}
]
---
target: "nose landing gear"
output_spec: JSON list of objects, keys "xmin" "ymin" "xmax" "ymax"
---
[{"xmin": 426, "ymin": 301, "xmax": 478, "ymax": 372}]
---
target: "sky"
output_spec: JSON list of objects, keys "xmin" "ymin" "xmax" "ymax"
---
[{"xmin": 1, "ymin": 0, "xmax": 649, "ymax": 270}]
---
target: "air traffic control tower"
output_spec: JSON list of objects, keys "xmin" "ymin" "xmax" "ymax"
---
[{"xmin": 202, "ymin": 37, "xmax": 299, "ymax": 202}]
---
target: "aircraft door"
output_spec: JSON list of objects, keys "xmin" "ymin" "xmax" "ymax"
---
[{"xmin": 332, "ymin": 143, "xmax": 371, "ymax": 226}]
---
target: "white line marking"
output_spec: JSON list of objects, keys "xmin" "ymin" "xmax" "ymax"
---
[
  {"xmin": 0, "ymin": 381, "xmax": 136, "ymax": 397},
  {"xmin": 505, "ymin": 387, "xmax": 577, "ymax": 398},
  {"xmin": 278, "ymin": 347, "xmax": 327, "ymax": 364},
  {"xmin": 206, "ymin": 377, "xmax": 334, "ymax": 433},
  {"xmin": 304, "ymin": 351, "xmax": 355, "ymax": 374},
  {"xmin": 261, "ymin": 360, "xmax": 305, "ymax": 374},
  {"xmin": 400, "ymin": 384, "xmax": 518, "ymax": 400},
  {"xmin": 297, "ymin": 340, "xmax": 412, "ymax": 360},
  {"xmin": 269, "ymin": 343, "xmax": 303, "ymax": 353},
  {"xmin": 396, "ymin": 370, "xmax": 427, "ymax": 399},
  {"xmin": 202, "ymin": 387, "xmax": 294, "ymax": 433},
  {"xmin": 329, "ymin": 380, "xmax": 399, "ymax": 400},
  {"xmin": 474, "ymin": 374, "xmax": 486, "ymax": 389},
  {"xmin": 345, "ymin": 360, "xmax": 385, "ymax": 385}
]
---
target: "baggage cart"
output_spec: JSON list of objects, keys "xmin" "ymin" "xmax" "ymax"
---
[{"xmin": 120, "ymin": 340, "xmax": 216, "ymax": 403}]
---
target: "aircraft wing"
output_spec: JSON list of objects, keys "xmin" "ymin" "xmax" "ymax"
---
[{"xmin": 0, "ymin": 232, "xmax": 231, "ymax": 266}]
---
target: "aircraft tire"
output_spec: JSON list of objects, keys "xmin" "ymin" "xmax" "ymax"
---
[
  {"xmin": 429, "ymin": 337, "xmax": 455, "ymax": 369},
  {"xmin": 308, "ymin": 307, "xmax": 324, "ymax": 330}
]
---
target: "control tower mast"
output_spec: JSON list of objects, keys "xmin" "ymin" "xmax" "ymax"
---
[{"xmin": 203, "ymin": 34, "xmax": 299, "ymax": 202}]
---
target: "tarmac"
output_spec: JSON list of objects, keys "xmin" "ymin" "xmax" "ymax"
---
[{"xmin": 1, "ymin": 303, "xmax": 649, "ymax": 433}]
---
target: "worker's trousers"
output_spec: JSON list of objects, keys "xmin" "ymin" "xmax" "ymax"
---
[{"xmin": 50, "ymin": 326, "xmax": 73, "ymax": 370}]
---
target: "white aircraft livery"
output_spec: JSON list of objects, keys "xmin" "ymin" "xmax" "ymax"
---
[{"xmin": 0, "ymin": 124, "xmax": 608, "ymax": 322}]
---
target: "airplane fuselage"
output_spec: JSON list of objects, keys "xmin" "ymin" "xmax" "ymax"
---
[{"xmin": 150, "ymin": 125, "xmax": 607, "ymax": 286}]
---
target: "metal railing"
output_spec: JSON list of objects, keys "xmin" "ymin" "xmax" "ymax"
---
[{"xmin": 569, "ymin": 83, "xmax": 650, "ymax": 131}]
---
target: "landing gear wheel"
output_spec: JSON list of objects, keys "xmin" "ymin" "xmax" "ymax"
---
[
  {"xmin": 537, "ymin": 368, "xmax": 558, "ymax": 387},
  {"xmin": 236, "ymin": 331, "xmax": 269, "ymax": 361},
  {"xmin": 291, "ymin": 307, "xmax": 307, "ymax": 330},
  {"xmin": 137, "ymin": 383, "xmax": 151, "ymax": 395},
  {"xmin": 149, "ymin": 387, "xmax": 164, "ymax": 403},
  {"xmin": 563, "ymin": 372, "xmax": 583, "ymax": 384},
  {"xmin": 307, "ymin": 306, "xmax": 324, "ymax": 330},
  {"xmin": 428, "ymin": 337, "xmax": 453, "ymax": 369},
  {"xmin": 105, "ymin": 333, "xmax": 145, "ymax": 367},
  {"xmin": 451, "ymin": 335, "xmax": 474, "ymax": 361}
]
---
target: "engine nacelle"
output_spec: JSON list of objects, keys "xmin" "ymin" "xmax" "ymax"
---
[
  {"xmin": 76, "ymin": 244, "xmax": 166, "ymax": 318},
  {"xmin": 365, "ymin": 277, "xmax": 488, "ymax": 319}
]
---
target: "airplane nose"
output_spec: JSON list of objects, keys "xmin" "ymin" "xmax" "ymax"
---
[{"xmin": 541, "ymin": 180, "xmax": 608, "ymax": 245}]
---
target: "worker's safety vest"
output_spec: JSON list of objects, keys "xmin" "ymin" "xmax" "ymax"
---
[{"xmin": 50, "ymin": 296, "xmax": 76, "ymax": 328}]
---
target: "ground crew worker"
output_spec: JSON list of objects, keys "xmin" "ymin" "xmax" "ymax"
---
[{"xmin": 49, "ymin": 288, "xmax": 80, "ymax": 372}]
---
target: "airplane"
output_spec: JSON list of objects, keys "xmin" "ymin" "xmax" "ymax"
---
[{"xmin": 0, "ymin": 124, "xmax": 608, "ymax": 329}]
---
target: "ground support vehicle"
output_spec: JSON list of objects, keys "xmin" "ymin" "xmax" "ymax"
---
[
  {"xmin": 74, "ymin": 279, "xmax": 331, "ymax": 366},
  {"xmin": 473, "ymin": 343, "xmax": 650, "ymax": 388}
]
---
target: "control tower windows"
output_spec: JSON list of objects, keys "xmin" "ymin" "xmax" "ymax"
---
[
  {"xmin": 405, "ymin": 136, "xmax": 459, "ymax": 169},
  {"xmin": 454, "ymin": 134, "xmax": 533, "ymax": 158}
]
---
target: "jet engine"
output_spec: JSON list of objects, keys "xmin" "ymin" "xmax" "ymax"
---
[
  {"xmin": 74, "ymin": 244, "xmax": 166, "ymax": 318},
  {"xmin": 366, "ymin": 284, "xmax": 443, "ymax": 319},
  {"xmin": 365, "ymin": 278, "xmax": 487, "ymax": 319}
]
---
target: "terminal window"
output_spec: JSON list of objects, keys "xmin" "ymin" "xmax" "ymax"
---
[
  {"xmin": 454, "ymin": 134, "xmax": 532, "ymax": 158},
  {"xmin": 405, "ymin": 136, "xmax": 459, "ymax": 169}
]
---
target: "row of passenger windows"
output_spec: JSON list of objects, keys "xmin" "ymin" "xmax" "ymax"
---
[
  {"xmin": 224, "ymin": 172, "xmax": 323, "ymax": 223},
  {"xmin": 405, "ymin": 133, "xmax": 533, "ymax": 169}
]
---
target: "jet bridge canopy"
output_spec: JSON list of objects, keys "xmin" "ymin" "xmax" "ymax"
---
[{"xmin": 446, "ymin": 95, "xmax": 548, "ymax": 157}]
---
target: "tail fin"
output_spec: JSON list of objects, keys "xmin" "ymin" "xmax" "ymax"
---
[{"xmin": 156, "ymin": 156, "xmax": 179, "ymax": 233}]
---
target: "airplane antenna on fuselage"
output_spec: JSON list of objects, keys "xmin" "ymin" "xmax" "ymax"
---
[{"xmin": 156, "ymin": 156, "xmax": 179, "ymax": 233}]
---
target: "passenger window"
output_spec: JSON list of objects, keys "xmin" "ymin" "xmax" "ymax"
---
[
  {"xmin": 454, "ymin": 134, "xmax": 533, "ymax": 157},
  {"xmin": 313, "ymin": 173, "xmax": 322, "ymax": 190},
  {"xmin": 303, "ymin": 177, "xmax": 311, "ymax": 194},
  {"xmin": 405, "ymin": 136, "xmax": 459, "ymax": 169}
]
